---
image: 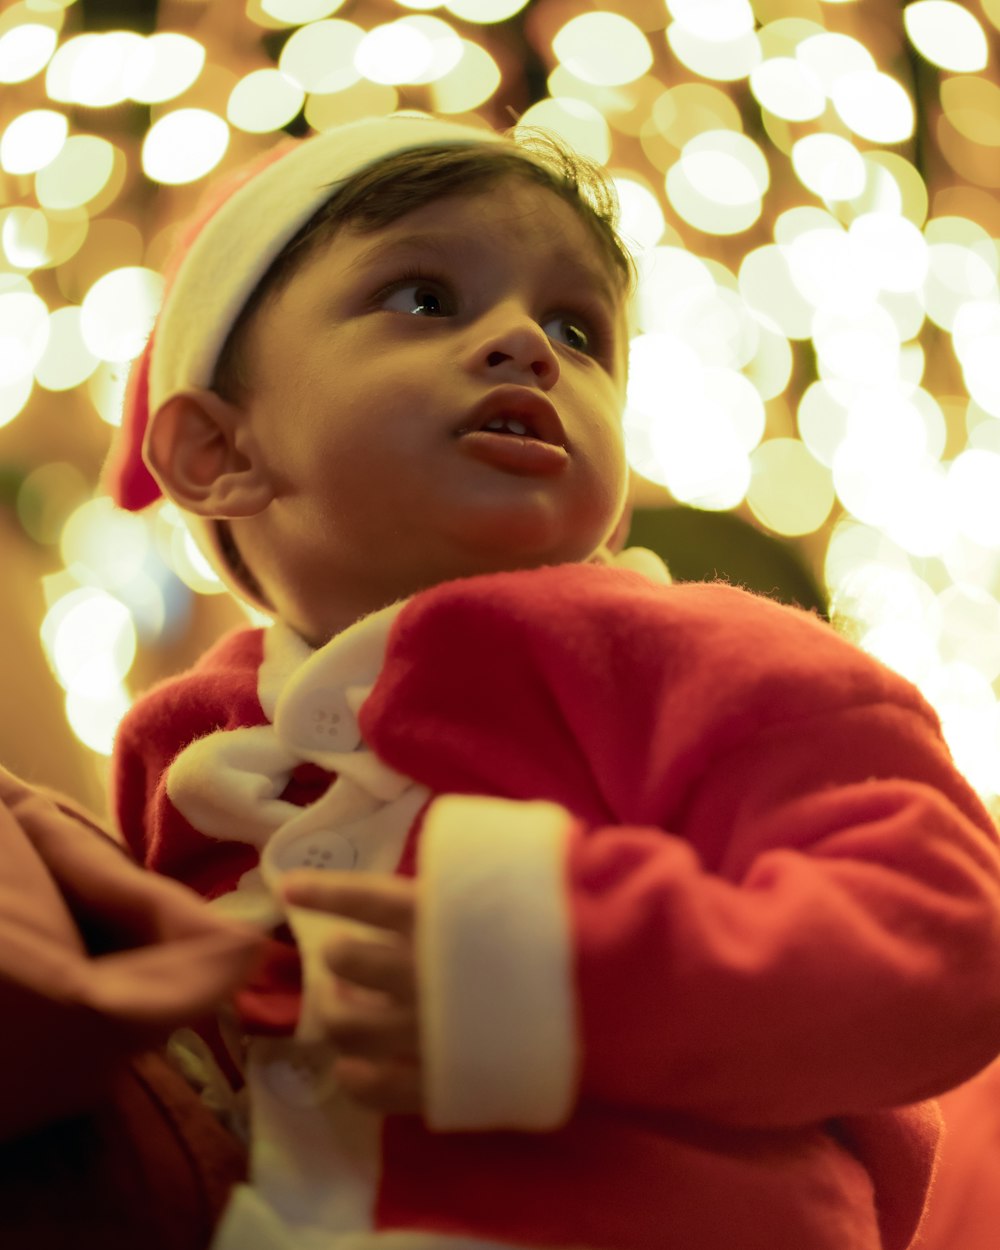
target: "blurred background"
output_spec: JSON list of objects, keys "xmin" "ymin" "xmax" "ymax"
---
[{"xmin": 2, "ymin": 0, "xmax": 1000, "ymax": 816}]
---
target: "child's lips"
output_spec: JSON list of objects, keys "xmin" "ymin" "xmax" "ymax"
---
[{"xmin": 455, "ymin": 386, "xmax": 569, "ymax": 476}]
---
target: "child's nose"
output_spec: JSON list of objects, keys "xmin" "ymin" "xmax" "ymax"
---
[{"xmin": 471, "ymin": 310, "xmax": 560, "ymax": 389}]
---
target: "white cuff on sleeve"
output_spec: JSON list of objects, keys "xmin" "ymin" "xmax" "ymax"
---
[{"xmin": 418, "ymin": 794, "xmax": 578, "ymax": 1132}]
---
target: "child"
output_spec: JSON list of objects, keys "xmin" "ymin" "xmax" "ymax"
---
[{"xmin": 106, "ymin": 113, "xmax": 1000, "ymax": 1250}]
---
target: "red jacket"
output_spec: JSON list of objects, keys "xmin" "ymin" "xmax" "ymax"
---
[{"xmin": 113, "ymin": 564, "xmax": 1000, "ymax": 1250}]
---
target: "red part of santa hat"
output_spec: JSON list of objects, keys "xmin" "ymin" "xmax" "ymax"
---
[{"xmin": 104, "ymin": 115, "xmax": 501, "ymax": 512}]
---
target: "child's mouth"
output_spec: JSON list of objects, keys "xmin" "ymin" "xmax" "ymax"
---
[{"xmin": 456, "ymin": 388, "xmax": 569, "ymax": 476}]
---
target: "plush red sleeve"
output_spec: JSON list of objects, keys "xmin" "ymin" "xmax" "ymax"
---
[
  {"xmin": 365, "ymin": 565, "xmax": 1000, "ymax": 1131},
  {"xmin": 111, "ymin": 628, "xmax": 268, "ymax": 895}
]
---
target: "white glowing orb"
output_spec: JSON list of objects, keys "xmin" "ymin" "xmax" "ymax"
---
[
  {"xmin": 127, "ymin": 33, "xmax": 205, "ymax": 104},
  {"xmin": 847, "ymin": 213, "xmax": 928, "ymax": 294},
  {"xmin": 46, "ymin": 32, "xmax": 144, "ymax": 107},
  {"xmin": 262, "ymin": 0, "xmax": 348, "ymax": 20},
  {"xmin": 749, "ymin": 55, "xmax": 825, "ymax": 121},
  {"xmin": 35, "ymin": 135, "xmax": 117, "ymax": 210},
  {"xmin": 739, "ymin": 244, "xmax": 814, "ymax": 340},
  {"xmin": 142, "ymin": 109, "xmax": 229, "ymax": 185},
  {"xmin": 947, "ymin": 450, "xmax": 1000, "ymax": 547},
  {"xmin": 516, "ymin": 98, "xmax": 610, "ymax": 164},
  {"xmin": 553, "ymin": 12, "xmax": 652, "ymax": 86},
  {"xmin": 748, "ymin": 438, "xmax": 834, "ymax": 536},
  {"xmin": 227, "ymin": 68, "xmax": 304, "ymax": 133},
  {"xmin": 667, "ymin": 23, "xmax": 762, "ymax": 82},
  {"xmin": 400, "ymin": 17, "xmax": 463, "ymax": 85},
  {"xmin": 34, "ymin": 305, "xmax": 97, "ymax": 391},
  {"xmin": 785, "ymin": 226, "xmax": 880, "ymax": 314},
  {"xmin": 0, "ymin": 290, "xmax": 49, "ymax": 385},
  {"xmin": 613, "ymin": 178, "xmax": 665, "ymax": 251},
  {"xmin": 831, "ymin": 70, "xmax": 915, "ymax": 144},
  {"xmin": 0, "ymin": 109, "xmax": 67, "ymax": 175},
  {"xmin": 791, "ymin": 133, "xmax": 867, "ymax": 201},
  {"xmin": 80, "ymin": 267, "xmax": 164, "ymax": 363},
  {"xmin": 0, "ymin": 23, "xmax": 57, "ymax": 84},
  {"xmin": 0, "ymin": 372, "xmax": 33, "ymax": 431},
  {"xmin": 280, "ymin": 20, "xmax": 363, "ymax": 92},
  {"xmin": 797, "ymin": 379, "xmax": 849, "ymax": 467},
  {"xmin": 904, "ymin": 1, "xmax": 989, "ymax": 73},
  {"xmin": 666, "ymin": 0, "xmax": 755, "ymax": 41},
  {"xmin": 924, "ymin": 240, "xmax": 998, "ymax": 332},
  {"xmin": 355, "ymin": 20, "xmax": 434, "ymax": 85},
  {"xmin": 44, "ymin": 588, "xmax": 136, "ymax": 699},
  {"xmin": 679, "ymin": 130, "xmax": 769, "ymax": 206},
  {"xmin": 445, "ymin": 0, "xmax": 529, "ymax": 22},
  {"xmin": 937, "ymin": 585, "xmax": 1000, "ymax": 680},
  {"xmin": 795, "ymin": 31, "xmax": 875, "ymax": 94},
  {"xmin": 431, "ymin": 40, "xmax": 500, "ymax": 112},
  {"xmin": 814, "ymin": 305, "xmax": 901, "ymax": 386},
  {"xmin": 65, "ymin": 686, "xmax": 132, "ymax": 757}
]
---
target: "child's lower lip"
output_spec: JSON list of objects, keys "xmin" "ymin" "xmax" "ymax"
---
[{"xmin": 458, "ymin": 430, "xmax": 569, "ymax": 476}]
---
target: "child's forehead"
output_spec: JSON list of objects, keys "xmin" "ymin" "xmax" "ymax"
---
[{"xmin": 339, "ymin": 179, "xmax": 623, "ymax": 303}]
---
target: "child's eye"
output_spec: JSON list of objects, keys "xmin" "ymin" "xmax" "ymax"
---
[
  {"xmin": 542, "ymin": 314, "xmax": 597, "ymax": 357},
  {"xmin": 381, "ymin": 280, "xmax": 454, "ymax": 317}
]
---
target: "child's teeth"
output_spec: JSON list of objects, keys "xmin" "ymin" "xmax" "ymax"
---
[{"xmin": 483, "ymin": 417, "xmax": 529, "ymax": 435}]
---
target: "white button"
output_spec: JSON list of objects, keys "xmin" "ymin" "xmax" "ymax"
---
[
  {"xmin": 261, "ymin": 1052, "xmax": 336, "ymax": 1108},
  {"xmin": 286, "ymin": 686, "xmax": 360, "ymax": 753},
  {"xmin": 275, "ymin": 830, "xmax": 358, "ymax": 873}
]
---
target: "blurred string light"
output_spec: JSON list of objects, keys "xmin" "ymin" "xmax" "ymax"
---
[{"xmin": 3, "ymin": 2, "xmax": 1000, "ymax": 798}]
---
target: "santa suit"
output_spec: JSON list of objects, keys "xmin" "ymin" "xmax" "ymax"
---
[{"xmin": 112, "ymin": 564, "xmax": 1000, "ymax": 1250}]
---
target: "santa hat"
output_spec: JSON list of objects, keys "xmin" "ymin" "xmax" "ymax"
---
[{"xmin": 104, "ymin": 114, "xmax": 503, "ymax": 513}]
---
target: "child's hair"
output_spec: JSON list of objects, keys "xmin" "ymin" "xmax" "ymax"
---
[{"xmin": 212, "ymin": 129, "xmax": 635, "ymax": 401}]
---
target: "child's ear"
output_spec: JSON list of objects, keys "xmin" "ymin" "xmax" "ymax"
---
[{"xmin": 144, "ymin": 389, "xmax": 274, "ymax": 518}]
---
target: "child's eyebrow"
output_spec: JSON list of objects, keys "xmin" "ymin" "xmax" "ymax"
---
[{"xmin": 344, "ymin": 231, "xmax": 619, "ymax": 308}]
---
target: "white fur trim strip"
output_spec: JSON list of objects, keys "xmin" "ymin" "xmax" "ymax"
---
[{"xmin": 418, "ymin": 795, "xmax": 578, "ymax": 1131}]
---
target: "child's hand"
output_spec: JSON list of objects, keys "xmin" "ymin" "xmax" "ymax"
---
[{"xmin": 281, "ymin": 870, "xmax": 422, "ymax": 1116}]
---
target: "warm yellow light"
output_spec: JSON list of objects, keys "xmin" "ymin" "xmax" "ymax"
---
[
  {"xmin": 228, "ymin": 68, "xmax": 304, "ymax": 133},
  {"xmin": 397, "ymin": 16, "xmax": 463, "ymax": 84},
  {"xmin": 847, "ymin": 213, "xmax": 928, "ymax": 294},
  {"xmin": 613, "ymin": 178, "xmax": 666, "ymax": 251},
  {"xmin": 279, "ymin": 19, "xmax": 363, "ymax": 92},
  {"xmin": 355, "ymin": 20, "xmax": 434, "ymax": 85},
  {"xmin": 127, "ymin": 32, "xmax": 205, "ymax": 104},
  {"xmin": 262, "ymin": 0, "xmax": 347, "ymax": 20},
  {"xmin": 34, "ymin": 305, "xmax": 97, "ymax": 391},
  {"xmin": 0, "ymin": 22, "xmax": 57, "ymax": 83},
  {"xmin": 142, "ymin": 109, "xmax": 229, "ymax": 185},
  {"xmin": 0, "ymin": 108, "xmax": 67, "ymax": 175},
  {"xmin": 552, "ymin": 12, "xmax": 652, "ymax": 87},
  {"xmin": 46, "ymin": 31, "xmax": 145, "ymax": 107},
  {"xmin": 445, "ymin": 0, "xmax": 529, "ymax": 23},
  {"xmin": 749, "ymin": 55, "xmax": 825, "ymax": 121},
  {"xmin": 42, "ymin": 587, "xmax": 136, "ymax": 697},
  {"xmin": 35, "ymin": 135, "xmax": 117, "ymax": 210},
  {"xmin": 904, "ymin": 1, "xmax": 989, "ymax": 73},
  {"xmin": 666, "ymin": 0, "xmax": 755, "ymax": 40},
  {"xmin": 516, "ymin": 98, "xmax": 611, "ymax": 164},
  {"xmin": 941, "ymin": 76, "xmax": 1000, "ymax": 147},
  {"xmin": 305, "ymin": 79, "xmax": 399, "ymax": 129},
  {"xmin": 791, "ymin": 133, "xmax": 866, "ymax": 201},
  {"xmin": 667, "ymin": 22, "xmax": 761, "ymax": 83},
  {"xmin": 748, "ymin": 438, "xmax": 835, "ymax": 536},
  {"xmin": 0, "ymin": 289, "xmax": 49, "ymax": 386},
  {"xmin": 80, "ymin": 266, "xmax": 164, "ymax": 363},
  {"xmin": 831, "ymin": 70, "xmax": 915, "ymax": 144},
  {"xmin": 796, "ymin": 30, "xmax": 874, "ymax": 93}
]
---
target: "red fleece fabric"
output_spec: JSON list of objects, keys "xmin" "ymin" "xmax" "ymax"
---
[{"xmin": 112, "ymin": 565, "xmax": 1000, "ymax": 1250}]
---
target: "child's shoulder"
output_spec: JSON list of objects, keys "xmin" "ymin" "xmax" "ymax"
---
[
  {"xmin": 395, "ymin": 563, "xmax": 934, "ymax": 727},
  {"xmin": 118, "ymin": 626, "xmax": 268, "ymax": 744}
]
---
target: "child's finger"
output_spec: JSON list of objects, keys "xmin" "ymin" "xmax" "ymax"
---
[
  {"xmin": 324, "ymin": 1001, "xmax": 417, "ymax": 1058},
  {"xmin": 282, "ymin": 870, "xmax": 416, "ymax": 935},
  {"xmin": 334, "ymin": 1055, "xmax": 423, "ymax": 1116},
  {"xmin": 327, "ymin": 937, "xmax": 416, "ymax": 1003}
]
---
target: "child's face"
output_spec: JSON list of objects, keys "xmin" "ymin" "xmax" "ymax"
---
[{"xmin": 232, "ymin": 175, "xmax": 630, "ymax": 643}]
